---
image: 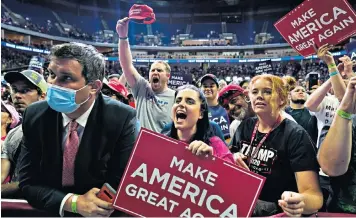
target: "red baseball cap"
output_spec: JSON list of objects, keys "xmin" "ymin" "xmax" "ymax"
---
[
  {"xmin": 129, "ymin": 4, "xmax": 156, "ymax": 24},
  {"xmin": 103, "ymin": 81, "xmax": 129, "ymax": 99},
  {"xmin": 218, "ymin": 84, "xmax": 246, "ymax": 106}
]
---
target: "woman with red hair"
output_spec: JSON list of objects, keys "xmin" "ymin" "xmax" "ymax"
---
[{"xmin": 231, "ymin": 74, "xmax": 323, "ymax": 216}]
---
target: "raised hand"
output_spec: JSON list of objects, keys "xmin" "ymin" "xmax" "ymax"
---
[
  {"xmin": 313, "ymin": 44, "xmax": 335, "ymax": 66},
  {"xmin": 339, "ymin": 76, "xmax": 356, "ymax": 114},
  {"xmin": 338, "ymin": 55, "xmax": 356, "ymax": 79},
  {"xmin": 116, "ymin": 17, "xmax": 130, "ymax": 38}
]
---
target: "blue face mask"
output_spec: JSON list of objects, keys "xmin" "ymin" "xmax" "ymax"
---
[{"xmin": 47, "ymin": 84, "xmax": 90, "ymax": 113}]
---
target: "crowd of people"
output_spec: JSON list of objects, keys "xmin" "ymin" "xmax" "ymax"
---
[
  {"xmin": 1, "ymin": 13, "xmax": 53, "ymax": 35},
  {"xmin": 0, "ymin": 16, "xmax": 355, "ymax": 218},
  {"xmin": 1, "ymin": 44, "xmax": 332, "ymax": 88}
]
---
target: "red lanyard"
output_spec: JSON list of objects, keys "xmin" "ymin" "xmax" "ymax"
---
[{"xmin": 247, "ymin": 115, "xmax": 282, "ymax": 165}]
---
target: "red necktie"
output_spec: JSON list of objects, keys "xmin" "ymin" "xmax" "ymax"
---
[{"xmin": 62, "ymin": 121, "xmax": 79, "ymax": 186}]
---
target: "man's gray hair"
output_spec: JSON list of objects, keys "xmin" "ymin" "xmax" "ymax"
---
[{"xmin": 50, "ymin": 42, "xmax": 105, "ymax": 82}]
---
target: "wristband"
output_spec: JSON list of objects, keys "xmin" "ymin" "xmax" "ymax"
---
[
  {"xmin": 119, "ymin": 36, "xmax": 128, "ymax": 40},
  {"xmin": 329, "ymin": 71, "xmax": 339, "ymax": 77},
  {"xmin": 328, "ymin": 63, "xmax": 337, "ymax": 68},
  {"xmin": 71, "ymin": 195, "xmax": 79, "ymax": 214},
  {"xmin": 337, "ymin": 109, "xmax": 353, "ymax": 120}
]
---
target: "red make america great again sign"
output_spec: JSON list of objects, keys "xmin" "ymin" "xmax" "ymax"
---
[
  {"xmin": 274, "ymin": 0, "xmax": 356, "ymax": 57},
  {"xmin": 113, "ymin": 128, "xmax": 265, "ymax": 217}
]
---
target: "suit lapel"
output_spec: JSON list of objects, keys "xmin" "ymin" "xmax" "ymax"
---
[
  {"xmin": 42, "ymin": 107, "xmax": 63, "ymax": 187},
  {"xmin": 75, "ymin": 94, "xmax": 105, "ymax": 184}
]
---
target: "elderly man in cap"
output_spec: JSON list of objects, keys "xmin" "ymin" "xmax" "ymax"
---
[
  {"xmin": 1, "ymin": 69, "xmax": 47, "ymax": 198},
  {"xmin": 218, "ymin": 84, "xmax": 255, "ymax": 138}
]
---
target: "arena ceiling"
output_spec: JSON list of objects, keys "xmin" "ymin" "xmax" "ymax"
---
[
  {"xmin": 17, "ymin": 0, "xmax": 356, "ymax": 17},
  {"xmin": 20, "ymin": 0, "xmax": 305, "ymax": 13}
]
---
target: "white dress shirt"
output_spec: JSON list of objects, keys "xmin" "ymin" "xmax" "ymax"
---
[{"xmin": 59, "ymin": 100, "xmax": 95, "ymax": 216}]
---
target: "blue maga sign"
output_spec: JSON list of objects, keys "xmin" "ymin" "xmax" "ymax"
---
[
  {"xmin": 254, "ymin": 60, "xmax": 273, "ymax": 74},
  {"xmin": 28, "ymin": 56, "xmax": 45, "ymax": 70},
  {"xmin": 168, "ymin": 71, "xmax": 193, "ymax": 90}
]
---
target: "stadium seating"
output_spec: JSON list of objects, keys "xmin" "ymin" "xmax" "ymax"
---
[{"xmin": 1, "ymin": 0, "xmax": 286, "ymax": 46}]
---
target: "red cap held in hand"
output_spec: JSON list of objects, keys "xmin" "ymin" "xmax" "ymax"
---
[{"xmin": 129, "ymin": 4, "xmax": 156, "ymax": 24}]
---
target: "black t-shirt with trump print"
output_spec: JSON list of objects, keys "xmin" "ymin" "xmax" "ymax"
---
[{"xmin": 231, "ymin": 117, "xmax": 319, "ymax": 203}]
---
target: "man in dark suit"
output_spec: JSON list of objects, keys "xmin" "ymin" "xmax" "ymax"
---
[{"xmin": 18, "ymin": 42, "xmax": 137, "ymax": 217}]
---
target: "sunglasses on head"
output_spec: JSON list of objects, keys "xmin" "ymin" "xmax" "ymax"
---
[
  {"xmin": 102, "ymin": 89, "xmax": 114, "ymax": 96},
  {"xmin": 102, "ymin": 89, "xmax": 126, "ymax": 101}
]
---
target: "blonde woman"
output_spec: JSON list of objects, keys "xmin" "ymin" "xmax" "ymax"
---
[{"xmin": 231, "ymin": 74, "xmax": 323, "ymax": 216}]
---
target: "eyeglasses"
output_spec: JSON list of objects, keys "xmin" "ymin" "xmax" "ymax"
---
[
  {"xmin": 102, "ymin": 89, "xmax": 114, "ymax": 96},
  {"xmin": 102, "ymin": 89, "xmax": 126, "ymax": 101}
]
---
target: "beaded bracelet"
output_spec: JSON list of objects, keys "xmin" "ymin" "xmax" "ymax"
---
[{"xmin": 329, "ymin": 71, "xmax": 339, "ymax": 77}]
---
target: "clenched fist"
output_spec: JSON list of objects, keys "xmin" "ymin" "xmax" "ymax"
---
[{"xmin": 116, "ymin": 17, "xmax": 130, "ymax": 38}]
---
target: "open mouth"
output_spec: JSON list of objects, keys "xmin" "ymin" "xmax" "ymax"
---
[
  {"xmin": 176, "ymin": 111, "xmax": 187, "ymax": 122},
  {"xmin": 152, "ymin": 78, "xmax": 159, "ymax": 83}
]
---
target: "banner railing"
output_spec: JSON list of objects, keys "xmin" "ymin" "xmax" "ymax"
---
[{"xmin": 1, "ymin": 41, "xmax": 347, "ymax": 63}]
